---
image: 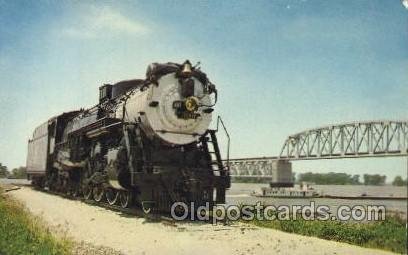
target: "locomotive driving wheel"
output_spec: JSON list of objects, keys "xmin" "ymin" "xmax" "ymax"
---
[
  {"xmin": 119, "ymin": 190, "xmax": 132, "ymax": 208},
  {"xmin": 70, "ymin": 184, "xmax": 80, "ymax": 198},
  {"xmin": 83, "ymin": 184, "xmax": 93, "ymax": 200},
  {"xmin": 93, "ymin": 185, "xmax": 105, "ymax": 202},
  {"xmin": 105, "ymin": 188, "xmax": 119, "ymax": 205},
  {"xmin": 141, "ymin": 201, "xmax": 155, "ymax": 214},
  {"xmin": 72, "ymin": 187, "xmax": 79, "ymax": 198}
]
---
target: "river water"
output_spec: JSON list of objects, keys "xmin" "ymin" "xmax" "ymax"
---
[{"xmin": 227, "ymin": 183, "xmax": 407, "ymax": 216}]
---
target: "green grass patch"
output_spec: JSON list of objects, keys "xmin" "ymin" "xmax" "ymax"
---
[
  {"xmin": 0, "ymin": 187, "xmax": 72, "ymax": 255},
  {"xmin": 248, "ymin": 214, "xmax": 407, "ymax": 253}
]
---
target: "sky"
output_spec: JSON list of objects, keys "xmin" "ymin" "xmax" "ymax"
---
[{"xmin": 0, "ymin": 0, "xmax": 407, "ymax": 181}]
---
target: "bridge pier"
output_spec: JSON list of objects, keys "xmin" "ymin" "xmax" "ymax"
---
[{"xmin": 270, "ymin": 160, "xmax": 293, "ymax": 187}]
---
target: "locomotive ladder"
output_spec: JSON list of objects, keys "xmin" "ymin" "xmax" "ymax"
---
[
  {"xmin": 206, "ymin": 116, "xmax": 231, "ymax": 203},
  {"xmin": 207, "ymin": 131, "xmax": 224, "ymax": 174}
]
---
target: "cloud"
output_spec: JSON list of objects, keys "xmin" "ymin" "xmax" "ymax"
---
[
  {"xmin": 61, "ymin": 6, "xmax": 148, "ymax": 39},
  {"xmin": 403, "ymin": 0, "xmax": 408, "ymax": 9}
]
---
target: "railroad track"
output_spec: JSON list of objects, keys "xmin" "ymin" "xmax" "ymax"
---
[
  {"xmin": 10, "ymin": 183, "xmax": 177, "ymax": 224},
  {"xmin": 8, "ymin": 183, "xmax": 225, "ymax": 225}
]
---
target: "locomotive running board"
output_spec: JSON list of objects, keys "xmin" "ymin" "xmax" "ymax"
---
[{"xmin": 86, "ymin": 121, "xmax": 122, "ymax": 138}]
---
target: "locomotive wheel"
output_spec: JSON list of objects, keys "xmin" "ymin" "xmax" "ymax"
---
[
  {"xmin": 83, "ymin": 185, "xmax": 93, "ymax": 200},
  {"xmin": 105, "ymin": 188, "xmax": 119, "ymax": 205},
  {"xmin": 119, "ymin": 190, "xmax": 131, "ymax": 208},
  {"xmin": 93, "ymin": 186, "xmax": 105, "ymax": 202},
  {"xmin": 72, "ymin": 187, "xmax": 79, "ymax": 198},
  {"xmin": 141, "ymin": 201, "xmax": 155, "ymax": 214}
]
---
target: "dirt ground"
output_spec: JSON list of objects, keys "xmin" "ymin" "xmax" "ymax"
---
[{"xmin": 6, "ymin": 186, "xmax": 394, "ymax": 255}]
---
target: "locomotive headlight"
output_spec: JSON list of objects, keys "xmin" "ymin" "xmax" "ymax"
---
[{"xmin": 185, "ymin": 96, "xmax": 199, "ymax": 112}]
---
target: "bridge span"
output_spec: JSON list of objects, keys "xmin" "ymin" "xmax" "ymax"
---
[{"xmin": 227, "ymin": 120, "xmax": 408, "ymax": 178}]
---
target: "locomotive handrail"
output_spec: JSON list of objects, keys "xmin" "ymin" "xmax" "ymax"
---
[
  {"xmin": 154, "ymin": 130, "xmax": 201, "ymax": 136},
  {"xmin": 216, "ymin": 116, "xmax": 230, "ymax": 171}
]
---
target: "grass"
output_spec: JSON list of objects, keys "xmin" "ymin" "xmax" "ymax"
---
[
  {"xmin": 0, "ymin": 187, "xmax": 72, "ymax": 255},
  {"xmin": 247, "ymin": 213, "xmax": 407, "ymax": 254},
  {"xmin": 0, "ymin": 186, "xmax": 405, "ymax": 254}
]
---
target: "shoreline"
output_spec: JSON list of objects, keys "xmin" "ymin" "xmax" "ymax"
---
[{"xmin": 3, "ymin": 185, "xmax": 403, "ymax": 255}]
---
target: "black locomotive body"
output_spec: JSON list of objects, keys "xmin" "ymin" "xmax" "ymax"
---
[{"xmin": 26, "ymin": 61, "xmax": 230, "ymax": 213}]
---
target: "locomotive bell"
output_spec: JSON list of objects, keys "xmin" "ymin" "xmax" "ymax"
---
[{"xmin": 181, "ymin": 60, "xmax": 192, "ymax": 76}]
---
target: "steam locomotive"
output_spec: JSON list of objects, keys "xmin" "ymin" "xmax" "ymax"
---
[{"xmin": 26, "ymin": 61, "xmax": 230, "ymax": 213}]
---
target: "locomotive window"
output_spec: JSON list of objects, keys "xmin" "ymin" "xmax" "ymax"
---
[
  {"xmin": 99, "ymin": 84, "xmax": 113, "ymax": 102},
  {"xmin": 100, "ymin": 89, "xmax": 106, "ymax": 99},
  {"xmin": 48, "ymin": 122, "xmax": 56, "ymax": 137}
]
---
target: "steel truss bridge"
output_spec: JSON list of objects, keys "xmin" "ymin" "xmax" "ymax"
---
[{"xmin": 228, "ymin": 120, "xmax": 408, "ymax": 178}]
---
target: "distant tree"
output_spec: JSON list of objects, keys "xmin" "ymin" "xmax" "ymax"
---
[
  {"xmin": 363, "ymin": 174, "xmax": 386, "ymax": 186},
  {"xmin": 10, "ymin": 166, "xmax": 27, "ymax": 179},
  {"xmin": 297, "ymin": 172, "xmax": 361, "ymax": 185},
  {"xmin": 392, "ymin": 176, "xmax": 407, "ymax": 186},
  {"xmin": 0, "ymin": 163, "xmax": 8, "ymax": 178},
  {"xmin": 231, "ymin": 177, "xmax": 270, "ymax": 183},
  {"xmin": 351, "ymin": 175, "xmax": 361, "ymax": 185}
]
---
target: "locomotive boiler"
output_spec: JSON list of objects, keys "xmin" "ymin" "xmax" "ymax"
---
[{"xmin": 26, "ymin": 60, "xmax": 230, "ymax": 213}]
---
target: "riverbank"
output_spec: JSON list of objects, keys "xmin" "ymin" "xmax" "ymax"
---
[
  {"xmin": 4, "ymin": 185, "xmax": 397, "ymax": 255},
  {"xmin": 248, "ymin": 213, "xmax": 406, "ymax": 253},
  {"xmin": 0, "ymin": 186, "xmax": 71, "ymax": 255},
  {"xmin": 0, "ymin": 185, "xmax": 125, "ymax": 255}
]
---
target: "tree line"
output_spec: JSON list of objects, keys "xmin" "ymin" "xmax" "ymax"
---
[
  {"xmin": 297, "ymin": 172, "xmax": 407, "ymax": 186},
  {"xmin": 0, "ymin": 163, "xmax": 27, "ymax": 179},
  {"xmin": 1, "ymin": 162, "xmax": 407, "ymax": 186}
]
